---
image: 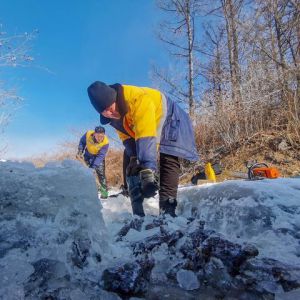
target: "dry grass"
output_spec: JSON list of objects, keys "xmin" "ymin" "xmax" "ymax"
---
[
  {"xmin": 28, "ymin": 146, "xmax": 124, "ymax": 188},
  {"xmin": 104, "ymin": 148, "xmax": 123, "ymax": 187},
  {"xmin": 192, "ymin": 127, "xmax": 300, "ymax": 183},
  {"xmin": 220, "ymin": 132, "xmax": 300, "ymax": 178}
]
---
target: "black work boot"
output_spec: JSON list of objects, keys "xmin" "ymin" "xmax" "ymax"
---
[
  {"xmin": 159, "ymin": 198, "xmax": 177, "ymax": 217},
  {"xmin": 127, "ymin": 175, "xmax": 145, "ymax": 217}
]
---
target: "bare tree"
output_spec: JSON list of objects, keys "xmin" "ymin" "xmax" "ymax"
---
[
  {"xmin": 191, "ymin": 0, "xmax": 300, "ymax": 152},
  {"xmin": 154, "ymin": 0, "xmax": 203, "ymax": 118},
  {"xmin": 221, "ymin": 0, "xmax": 243, "ymax": 109},
  {"xmin": 0, "ymin": 25, "xmax": 36, "ymax": 153}
]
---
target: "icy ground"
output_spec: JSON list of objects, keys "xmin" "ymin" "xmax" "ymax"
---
[
  {"xmin": 103, "ymin": 179, "xmax": 300, "ymax": 267},
  {"xmin": 1, "ymin": 160, "xmax": 300, "ymax": 300}
]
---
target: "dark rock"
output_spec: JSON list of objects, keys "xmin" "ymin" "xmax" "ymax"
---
[
  {"xmin": 116, "ymin": 218, "xmax": 144, "ymax": 241},
  {"xmin": 237, "ymin": 258, "xmax": 300, "ymax": 295},
  {"xmin": 24, "ymin": 259, "xmax": 70, "ymax": 298},
  {"xmin": 145, "ymin": 218, "xmax": 166, "ymax": 230},
  {"xmin": 102, "ymin": 259, "xmax": 154, "ymax": 297},
  {"xmin": 199, "ymin": 257, "xmax": 233, "ymax": 294},
  {"xmin": 230, "ymin": 244, "xmax": 260, "ymax": 275},
  {"xmin": 188, "ymin": 221, "xmax": 208, "ymax": 248},
  {"xmin": 71, "ymin": 236, "xmax": 92, "ymax": 269},
  {"xmin": 179, "ymin": 238, "xmax": 205, "ymax": 271},
  {"xmin": 132, "ymin": 226, "xmax": 183, "ymax": 255},
  {"xmin": 241, "ymin": 244, "xmax": 259, "ymax": 258},
  {"xmin": 201, "ymin": 235, "xmax": 259, "ymax": 275},
  {"xmin": 201, "ymin": 236, "xmax": 242, "ymax": 274}
]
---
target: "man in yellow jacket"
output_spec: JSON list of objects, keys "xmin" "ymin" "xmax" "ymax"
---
[
  {"xmin": 87, "ymin": 82, "xmax": 198, "ymax": 216},
  {"xmin": 77, "ymin": 126, "xmax": 109, "ymax": 198}
]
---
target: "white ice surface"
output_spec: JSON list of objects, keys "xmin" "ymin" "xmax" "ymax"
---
[
  {"xmin": 101, "ymin": 178, "xmax": 300, "ymax": 266},
  {"xmin": 177, "ymin": 178, "xmax": 300, "ymax": 266}
]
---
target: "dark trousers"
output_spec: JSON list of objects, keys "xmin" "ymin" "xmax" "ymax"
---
[
  {"xmin": 123, "ymin": 151, "xmax": 130, "ymax": 190},
  {"xmin": 94, "ymin": 162, "xmax": 107, "ymax": 190},
  {"xmin": 125, "ymin": 153, "xmax": 180, "ymax": 215},
  {"xmin": 159, "ymin": 153, "xmax": 180, "ymax": 203}
]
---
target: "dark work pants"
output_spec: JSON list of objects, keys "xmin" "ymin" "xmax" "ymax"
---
[
  {"xmin": 94, "ymin": 162, "xmax": 107, "ymax": 191},
  {"xmin": 125, "ymin": 153, "xmax": 180, "ymax": 216},
  {"xmin": 159, "ymin": 153, "xmax": 180, "ymax": 203},
  {"xmin": 123, "ymin": 150, "xmax": 130, "ymax": 190}
]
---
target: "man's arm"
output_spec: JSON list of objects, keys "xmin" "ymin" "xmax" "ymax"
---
[
  {"xmin": 131, "ymin": 94, "xmax": 158, "ymax": 197},
  {"xmin": 132, "ymin": 94, "xmax": 157, "ymax": 171},
  {"xmin": 91, "ymin": 144, "xmax": 109, "ymax": 168},
  {"xmin": 116, "ymin": 130, "xmax": 137, "ymax": 158},
  {"xmin": 78, "ymin": 133, "xmax": 87, "ymax": 152}
]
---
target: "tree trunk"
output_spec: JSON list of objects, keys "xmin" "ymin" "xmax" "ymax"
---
[
  {"xmin": 222, "ymin": 0, "xmax": 242, "ymax": 109},
  {"xmin": 186, "ymin": 0, "xmax": 195, "ymax": 119}
]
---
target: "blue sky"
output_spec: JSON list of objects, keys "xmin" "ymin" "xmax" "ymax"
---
[{"xmin": 0, "ymin": 0, "xmax": 168, "ymax": 159}]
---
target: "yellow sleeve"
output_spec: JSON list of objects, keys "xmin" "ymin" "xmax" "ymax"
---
[
  {"xmin": 131, "ymin": 94, "xmax": 157, "ymax": 170},
  {"xmin": 132, "ymin": 94, "xmax": 156, "ymax": 140}
]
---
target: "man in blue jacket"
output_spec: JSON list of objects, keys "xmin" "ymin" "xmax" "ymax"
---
[
  {"xmin": 77, "ymin": 126, "xmax": 109, "ymax": 198},
  {"xmin": 87, "ymin": 82, "xmax": 199, "ymax": 217}
]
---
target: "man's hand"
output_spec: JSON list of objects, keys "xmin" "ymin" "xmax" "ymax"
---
[
  {"xmin": 140, "ymin": 169, "xmax": 158, "ymax": 198},
  {"xmin": 76, "ymin": 149, "xmax": 84, "ymax": 160},
  {"xmin": 126, "ymin": 156, "xmax": 142, "ymax": 177},
  {"xmin": 120, "ymin": 184, "xmax": 129, "ymax": 197}
]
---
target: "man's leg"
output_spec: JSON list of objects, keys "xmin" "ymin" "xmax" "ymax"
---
[
  {"xmin": 127, "ymin": 175, "xmax": 145, "ymax": 217},
  {"xmin": 159, "ymin": 153, "xmax": 180, "ymax": 217},
  {"xmin": 95, "ymin": 162, "xmax": 108, "ymax": 198},
  {"xmin": 122, "ymin": 150, "xmax": 130, "ymax": 195},
  {"xmin": 126, "ymin": 157, "xmax": 145, "ymax": 217}
]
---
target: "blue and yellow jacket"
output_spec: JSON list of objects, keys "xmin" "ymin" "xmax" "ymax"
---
[
  {"xmin": 100, "ymin": 84, "xmax": 198, "ymax": 170},
  {"xmin": 78, "ymin": 130, "xmax": 109, "ymax": 168}
]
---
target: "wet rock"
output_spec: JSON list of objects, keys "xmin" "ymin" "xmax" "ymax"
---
[
  {"xmin": 241, "ymin": 244, "xmax": 259, "ymax": 258},
  {"xmin": 71, "ymin": 235, "xmax": 92, "ymax": 269},
  {"xmin": 178, "ymin": 222, "xmax": 211, "ymax": 271},
  {"xmin": 144, "ymin": 218, "xmax": 166, "ymax": 230},
  {"xmin": 199, "ymin": 257, "xmax": 233, "ymax": 293},
  {"xmin": 102, "ymin": 259, "xmax": 154, "ymax": 297},
  {"xmin": 132, "ymin": 226, "xmax": 183, "ymax": 255},
  {"xmin": 179, "ymin": 237, "xmax": 206, "ymax": 271},
  {"xmin": 116, "ymin": 218, "xmax": 144, "ymax": 241},
  {"xmin": 201, "ymin": 235, "xmax": 259, "ymax": 275},
  {"xmin": 236, "ymin": 258, "xmax": 300, "ymax": 296},
  {"xmin": 187, "ymin": 220, "xmax": 208, "ymax": 247},
  {"xmin": 24, "ymin": 259, "xmax": 70, "ymax": 298}
]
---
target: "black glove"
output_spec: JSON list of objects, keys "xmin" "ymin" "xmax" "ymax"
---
[
  {"xmin": 140, "ymin": 168, "xmax": 158, "ymax": 198},
  {"xmin": 126, "ymin": 156, "xmax": 142, "ymax": 177}
]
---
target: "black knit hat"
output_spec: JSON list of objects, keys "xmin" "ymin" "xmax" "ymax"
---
[
  {"xmin": 95, "ymin": 126, "xmax": 105, "ymax": 133},
  {"xmin": 87, "ymin": 81, "xmax": 117, "ymax": 113}
]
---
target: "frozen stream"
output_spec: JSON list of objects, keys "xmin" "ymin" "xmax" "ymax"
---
[{"xmin": 1, "ymin": 160, "xmax": 299, "ymax": 299}]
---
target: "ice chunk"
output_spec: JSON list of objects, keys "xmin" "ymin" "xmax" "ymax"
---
[
  {"xmin": 275, "ymin": 288, "xmax": 300, "ymax": 300},
  {"xmin": 176, "ymin": 269, "xmax": 200, "ymax": 290},
  {"xmin": 178, "ymin": 178, "xmax": 300, "ymax": 266},
  {"xmin": 125, "ymin": 227, "xmax": 160, "ymax": 243},
  {"xmin": 0, "ymin": 161, "xmax": 109, "ymax": 299}
]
